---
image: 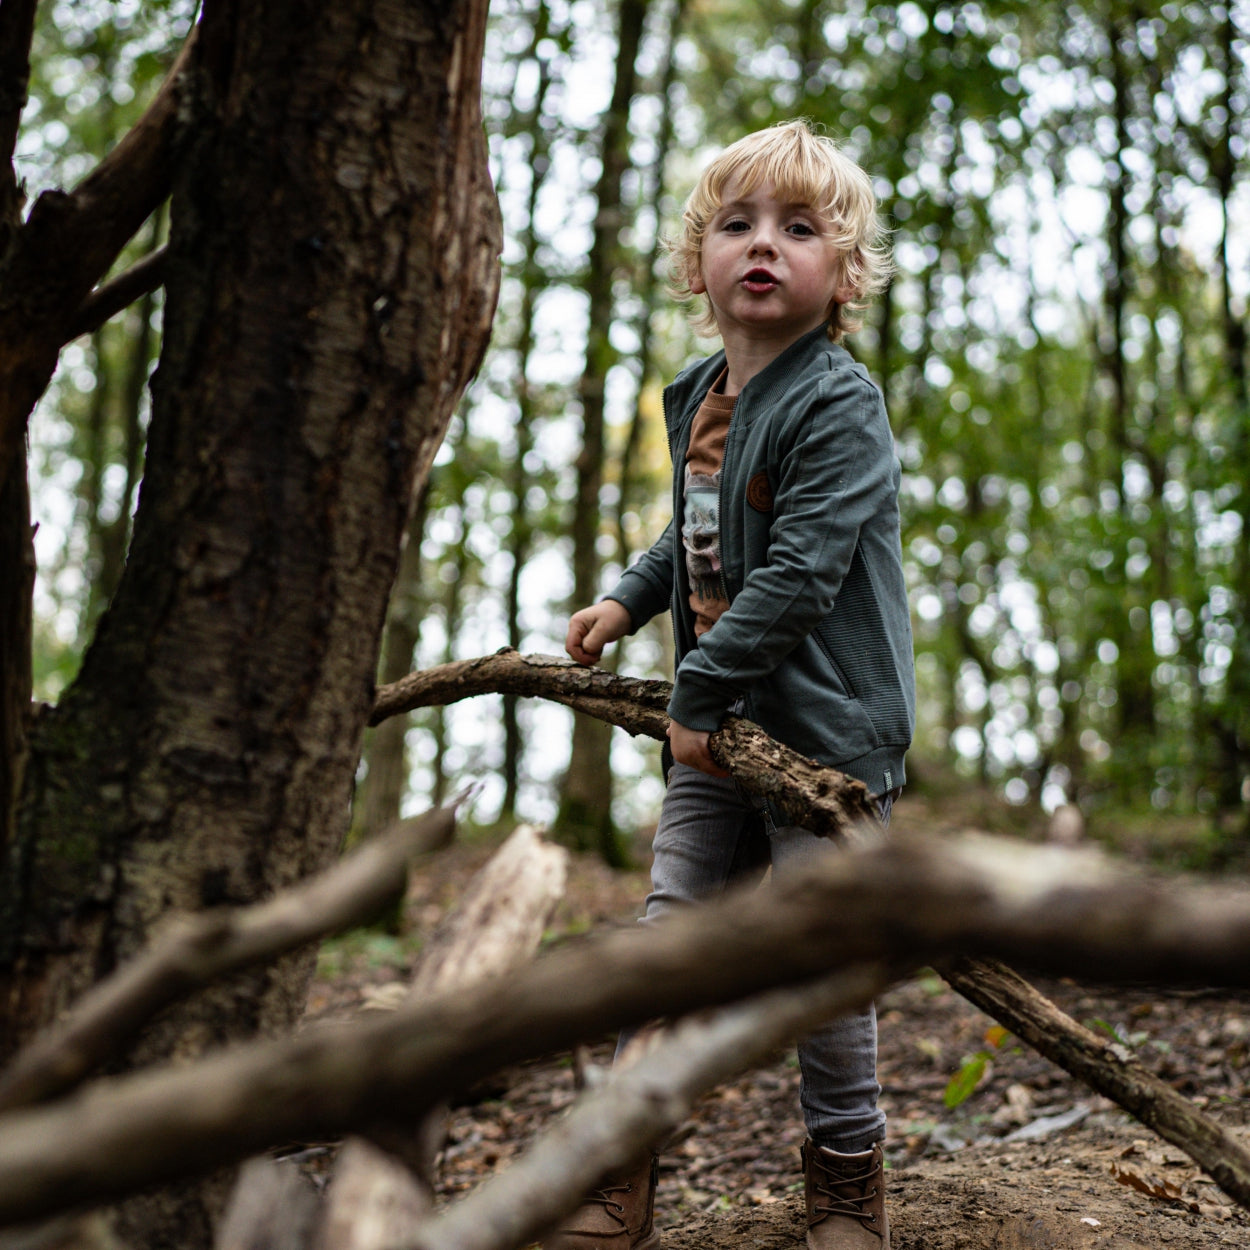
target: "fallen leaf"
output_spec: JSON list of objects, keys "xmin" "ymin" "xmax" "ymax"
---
[{"xmin": 1109, "ymin": 1160, "xmax": 1191, "ymax": 1207}]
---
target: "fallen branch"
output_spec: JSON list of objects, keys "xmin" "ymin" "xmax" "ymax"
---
[
  {"xmin": 412, "ymin": 964, "xmax": 898, "ymax": 1250},
  {"xmin": 1, "ymin": 833, "xmax": 1250, "ymax": 1225},
  {"xmin": 380, "ymin": 650, "xmax": 1250, "ymax": 1210},
  {"xmin": 317, "ymin": 1140, "xmax": 430, "ymax": 1250},
  {"xmin": 215, "ymin": 1157, "xmax": 319, "ymax": 1250},
  {"xmin": 944, "ymin": 956, "xmax": 1250, "ymax": 1218},
  {"xmin": 372, "ymin": 651, "xmax": 879, "ymax": 833},
  {"xmin": 408, "ymin": 822, "xmax": 567, "ymax": 1000},
  {"xmin": 0, "ymin": 807, "xmax": 455, "ymax": 1113}
]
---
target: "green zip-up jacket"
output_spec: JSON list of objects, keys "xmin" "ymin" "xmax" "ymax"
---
[{"xmin": 607, "ymin": 324, "xmax": 914, "ymax": 796}]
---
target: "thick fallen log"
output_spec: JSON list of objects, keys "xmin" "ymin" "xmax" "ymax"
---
[
  {"xmin": 408, "ymin": 823, "xmax": 567, "ymax": 1000},
  {"xmin": 1, "ymin": 834, "xmax": 1250, "ymax": 1225},
  {"xmin": 0, "ymin": 808, "xmax": 456, "ymax": 1114}
]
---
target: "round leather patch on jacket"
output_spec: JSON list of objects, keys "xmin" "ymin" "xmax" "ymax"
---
[{"xmin": 746, "ymin": 471, "xmax": 773, "ymax": 512}]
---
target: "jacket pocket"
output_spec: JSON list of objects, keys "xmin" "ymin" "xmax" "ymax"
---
[{"xmin": 813, "ymin": 620, "xmax": 858, "ymax": 699}]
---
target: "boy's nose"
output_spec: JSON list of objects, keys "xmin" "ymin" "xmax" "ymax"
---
[
  {"xmin": 745, "ymin": 221, "xmax": 775, "ymax": 255},
  {"xmin": 748, "ymin": 225, "xmax": 779, "ymax": 256}
]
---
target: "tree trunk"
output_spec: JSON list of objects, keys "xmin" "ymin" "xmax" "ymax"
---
[
  {"xmin": 501, "ymin": 6, "xmax": 560, "ymax": 821},
  {"xmin": 554, "ymin": 0, "xmax": 648, "ymax": 866},
  {"xmin": 2, "ymin": 1, "xmax": 500, "ymax": 1244}
]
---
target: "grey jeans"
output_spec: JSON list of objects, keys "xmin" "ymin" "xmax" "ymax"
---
[{"xmin": 626, "ymin": 762, "xmax": 892, "ymax": 1153}]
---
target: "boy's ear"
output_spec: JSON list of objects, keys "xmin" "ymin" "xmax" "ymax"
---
[{"xmin": 689, "ymin": 265, "xmax": 707, "ymax": 296}]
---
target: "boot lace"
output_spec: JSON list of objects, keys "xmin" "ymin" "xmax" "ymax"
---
[
  {"xmin": 588, "ymin": 1181, "xmax": 633, "ymax": 1226},
  {"xmin": 812, "ymin": 1160, "xmax": 879, "ymax": 1225}
]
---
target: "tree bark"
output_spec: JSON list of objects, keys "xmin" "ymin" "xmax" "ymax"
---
[
  {"xmin": 3, "ymin": 2, "xmax": 500, "ymax": 1244},
  {"xmin": 0, "ymin": 808, "xmax": 454, "ymax": 1115}
]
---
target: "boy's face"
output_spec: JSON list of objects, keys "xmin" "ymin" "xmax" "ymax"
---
[{"xmin": 692, "ymin": 178, "xmax": 853, "ymax": 353}]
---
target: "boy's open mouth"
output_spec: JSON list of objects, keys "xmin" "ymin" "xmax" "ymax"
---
[{"xmin": 741, "ymin": 268, "xmax": 778, "ymax": 292}]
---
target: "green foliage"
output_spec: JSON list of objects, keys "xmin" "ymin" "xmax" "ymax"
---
[
  {"xmin": 24, "ymin": 0, "xmax": 1250, "ymax": 850},
  {"xmin": 943, "ymin": 1024, "xmax": 1012, "ymax": 1108}
]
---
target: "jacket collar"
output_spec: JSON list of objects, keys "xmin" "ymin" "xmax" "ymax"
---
[{"xmin": 664, "ymin": 324, "xmax": 846, "ymax": 433}]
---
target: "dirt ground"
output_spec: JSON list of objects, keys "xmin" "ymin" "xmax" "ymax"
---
[{"xmin": 306, "ymin": 793, "xmax": 1250, "ymax": 1249}]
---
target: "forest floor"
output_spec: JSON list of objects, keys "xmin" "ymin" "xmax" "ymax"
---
[{"xmin": 306, "ymin": 786, "xmax": 1250, "ymax": 1250}]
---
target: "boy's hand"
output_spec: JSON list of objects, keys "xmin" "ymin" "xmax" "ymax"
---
[
  {"xmin": 565, "ymin": 600, "xmax": 631, "ymax": 666},
  {"xmin": 667, "ymin": 718, "xmax": 729, "ymax": 778}
]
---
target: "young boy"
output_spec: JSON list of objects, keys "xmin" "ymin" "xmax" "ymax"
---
[{"xmin": 557, "ymin": 120, "xmax": 914, "ymax": 1250}]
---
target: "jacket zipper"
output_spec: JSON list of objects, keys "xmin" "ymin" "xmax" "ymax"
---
[{"xmin": 716, "ymin": 404, "xmax": 734, "ymax": 608}]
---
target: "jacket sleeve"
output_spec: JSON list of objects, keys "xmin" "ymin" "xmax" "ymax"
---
[
  {"xmin": 604, "ymin": 519, "xmax": 674, "ymax": 633},
  {"xmin": 667, "ymin": 369, "xmax": 899, "ymax": 732}
]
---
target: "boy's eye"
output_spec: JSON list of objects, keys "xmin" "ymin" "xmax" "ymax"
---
[
  {"xmin": 787, "ymin": 221, "xmax": 817, "ymax": 236},
  {"xmin": 723, "ymin": 219, "xmax": 750, "ymax": 232}
]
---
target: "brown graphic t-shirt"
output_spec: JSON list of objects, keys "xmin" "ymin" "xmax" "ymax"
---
[{"xmin": 683, "ymin": 378, "xmax": 736, "ymax": 637}]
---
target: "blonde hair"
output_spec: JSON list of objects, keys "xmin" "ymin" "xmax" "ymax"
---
[{"xmin": 669, "ymin": 120, "xmax": 892, "ymax": 342}]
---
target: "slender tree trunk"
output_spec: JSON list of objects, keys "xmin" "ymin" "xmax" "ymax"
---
[
  {"xmin": 555, "ymin": 0, "xmax": 648, "ymax": 866},
  {"xmin": 90, "ymin": 211, "xmax": 164, "ymax": 630},
  {"xmin": 1208, "ymin": 6, "xmax": 1250, "ymax": 845},
  {"xmin": 614, "ymin": 0, "xmax": 684, "ymax": 573},
  {"xmin": 2, "ymin": 1, "xmax": 500, "ymax": 1244},
  {"xmin": 502, "ymin": 5, "xmax": 560, "ymax": 821},
  {"xmin": 1102, "ymin": 16, "xmax": 1156, "ymax": 802}
]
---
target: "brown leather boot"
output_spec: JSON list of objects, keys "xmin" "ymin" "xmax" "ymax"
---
[
  {"xmin": 801, "ymin": 1140, "xmax": 889, "ymax": 1250},
  {"xmin": 541, "ymin": 1153, "xmax": 661, "ymax": 1250}
]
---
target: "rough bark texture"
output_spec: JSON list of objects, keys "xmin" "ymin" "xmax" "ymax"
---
[
  {"xmin": 2, "ymin": 2, "xmax": 500, "ymax": 1244},
  {"xmin": 373, "ymin": 651, "xmax": 880, "ymax": 834}
]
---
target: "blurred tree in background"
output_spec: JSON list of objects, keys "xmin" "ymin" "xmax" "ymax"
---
[{"xmin": 25, "ymin": 0, "xmax": 1250, "ymax": 862}]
